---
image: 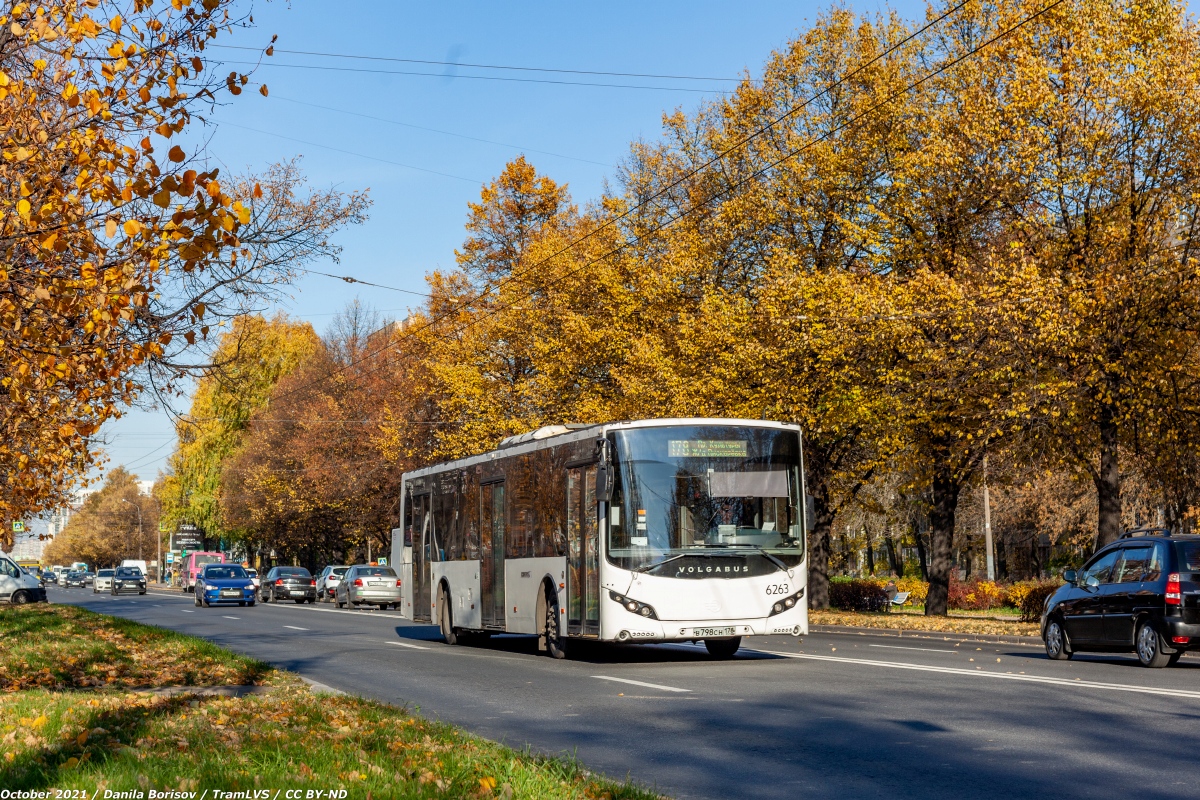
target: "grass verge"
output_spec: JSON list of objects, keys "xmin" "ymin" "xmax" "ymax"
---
[
  {"xmin": 810, "ymin": 608, "xmax": 1040, "ymax": 637},
  {"xmin": 1, "ymin": 605, "xmax": 661, "ymax": 799}
]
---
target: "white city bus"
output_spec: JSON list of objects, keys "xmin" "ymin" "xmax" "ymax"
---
[{"xmin": 391, "ymin": 418, "xmax": 809, "ymax": 659}]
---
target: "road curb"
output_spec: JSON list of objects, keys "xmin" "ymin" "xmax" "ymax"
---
[{"xmin": 810, "ymin": 623, "xmax": 1044, "ymax": 647}]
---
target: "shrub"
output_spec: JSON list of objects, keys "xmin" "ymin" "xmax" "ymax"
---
[
  {"xmin": 896, "ymin": 577, "xmax": 928, "ymax": 604},
  {"xmin": 1017, "ymin": 581, "xmax": 1061, "ymax": 622},
  {"xmin": 948, "ymin": 578, "xmax": 1009, "ymax": 610},
  {"xmin": 829, "ymin": 578, "xmax": 889, "ymax": 612},
  {"xmin": 1007, "ymin": 580, "xmax": 1042, "ymax": 610}
]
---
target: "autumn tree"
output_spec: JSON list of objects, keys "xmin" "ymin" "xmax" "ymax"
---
[
  {"xmin": 158, "ymin": 313, "xmax": 319, "ymax": 543},
  {"xmin": 221, "ymin": 303, "xmax": 411, "ymax": 568},
  {"xmin": 412, "ymin": 156, "xmax": 580, "ymax": 460},
  {"xmin": 0, "ymin": 0, "xmax": 323, "ymax": 547},
  {"xmin": 42, "ymin": 466, "xmax": 158, "ymax": 568},
  {"xmin": 1003, "ymin": 0, "xmax": 1200, "ymax": 549}
]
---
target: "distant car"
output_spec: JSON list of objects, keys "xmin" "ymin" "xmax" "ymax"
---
[
  {"xmin": 64, "ymin": 571, "xmax": 87, "ymax": 589},
  {"xmin": 93, "ymin": 569, "xmax": 115, "ymax": 593},
  {"xmin": 43, "ymin": 570, "xmax": 58, "ymax": 585},
  {"xmin": 316, "ymin": 565, "xmax": 349, "ymax": 601},
  {"xmin": 246, "ymin": 568, "xmax": 260, "ymax": 592},
  {"xmin": 194, "ymin": 563, "xmax": 256, "ymax": 608},
  {"xmin": 83, "ymin": 571, "xmax": 95, "ymax": 586},
  {"xmin": 110, "ymin": 566, "xmax": 147, "ymax": 595},
  {"xmin": 1042, "ymin": 531, "xmax": 1200, "ymax": 667},
  {"xmin": 260, "ymin": 566, "xmax": 316, "ymax": 604},
  {"xmin": 335, "ymin": 565, "xmax": 402, "ymax": 610}
]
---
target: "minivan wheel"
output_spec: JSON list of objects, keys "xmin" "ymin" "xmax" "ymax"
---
[
  {"xmin": 1044, "ymin": 620, "xmax": 1073, "ymax": 660},
  {"xmin": 1137, "ymin": 622, "xmax": 1172, "ymax": 668},
  {"xmin": 11, "ymin": 590, "xmax": 29, "ymax": 605}
]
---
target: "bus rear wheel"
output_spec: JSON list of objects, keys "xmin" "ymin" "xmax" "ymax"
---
[
  {"xmin": 543, "ymin": 586, "xmax": 566, "ymax": 660},
  {"xmin": 439, "ymin": 586, "xmax": 458, "ymax": 645},
  {"xmin": 705, "ymin": 637, "xmax": 741, "ymax": 659}
]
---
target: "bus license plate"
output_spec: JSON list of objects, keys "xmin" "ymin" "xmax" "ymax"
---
[{"xmin": 693, "ymin": 627, "xmax": 735, "ymax": 637}]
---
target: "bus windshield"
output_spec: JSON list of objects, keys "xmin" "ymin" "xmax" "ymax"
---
[{"xmin": 607, "ymin": 425, "xmax": 804, "ymax": 572}]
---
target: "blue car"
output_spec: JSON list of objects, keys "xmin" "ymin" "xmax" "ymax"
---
[{"xmin": 194, "ymin": 563, "xmax": 257, "ymax": 608}]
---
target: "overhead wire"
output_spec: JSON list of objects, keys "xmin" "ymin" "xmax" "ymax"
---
[
  {"xmin": 295, "ymin": 268, "xmax": 429, "ymax": 298},
  {"xmin": 218, "ymin": 58, "xmax": 729, "ymax": 93},
  {"xmin": 209, "ymin": 43, "xmax": 743, "ymax": 82}
]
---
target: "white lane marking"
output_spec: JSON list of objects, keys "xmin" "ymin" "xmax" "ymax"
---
[
  {"xmin": 222, "ymin": 616, "xmax": 240, "ymax": 620},
  {"xmin": 869, "ymin": 644, "xmax": 956, "ymax": 654},
  {"xmin": 283, "ymin": 626, "xmax": 309, "ymax": 631},
  {"xmin": 181, "ymin": 610, "xmax": 195, "ymax": 613},
  {"xmin": 259, "ymin": 602, "xmax": 406, "ymax": 619},
  {"xmin": 763, "ymin": 651, "xmax": 1200, "ymax": 700},
  {"xmin": 592, "ymin": 675, "xmax": 691, "ymax": 693},
  {"xmin": 386, "ymin": 641, "xmax": 429, "ymax": 650}
]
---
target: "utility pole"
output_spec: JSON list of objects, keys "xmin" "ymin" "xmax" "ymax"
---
[
  {"xmin": 147, "ymin": 495, "xmax": 162, "ymax": 585},
  {"xmin": 983, "ymin": 454, "xmax": 995, "ymax": 581},
  {"xmin": 122, "ymin": 498, "xmax": 143, "ymax": 562}
]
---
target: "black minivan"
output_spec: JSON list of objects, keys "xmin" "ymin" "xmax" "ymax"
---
[{"xmin": 1041, "ymin": 530, "xmax": 1200, "ymax": 667}]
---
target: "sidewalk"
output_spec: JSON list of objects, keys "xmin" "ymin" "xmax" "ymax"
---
[{"xmin": 811, "ymin": 622, "xmax": 1043, "ymax": 647}]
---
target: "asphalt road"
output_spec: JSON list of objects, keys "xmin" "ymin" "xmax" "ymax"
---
[{"xmin": 45, "ymin": 585, "xmax": 1200, "ymax": 800}]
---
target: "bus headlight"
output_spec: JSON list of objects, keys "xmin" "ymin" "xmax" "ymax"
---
[
  {"xmin": 768, "ymin": 587, "xmax": 805, "ymax": 617},
  {"xmin": 609, "ymin": 591, "xmax": 658, "ymax": 620}
]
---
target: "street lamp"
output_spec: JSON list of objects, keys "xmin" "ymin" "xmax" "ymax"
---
[{"xmin": 121, "ymin": 498, "xmax": 143, "ymax": 565}]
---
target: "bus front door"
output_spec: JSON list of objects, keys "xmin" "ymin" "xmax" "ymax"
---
[
  {"xmin": 480, "ymin": 482, "xmax": 505, "ymax": 627},
  {"xmin": 567, "ymin": 465, "xmax": 600, "ymax": 637},
  {"xmin": 413, "ymin": 494, "xmax": 432, "ymax": 623}
]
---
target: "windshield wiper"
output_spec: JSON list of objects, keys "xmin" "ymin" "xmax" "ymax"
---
[
  {"xmin": 632, "ymin": 553, "xmax": 691, "ymax": 573},
  {"xmin": 754, "ymin": 547, "xmax": 790, "ymax": 573}
]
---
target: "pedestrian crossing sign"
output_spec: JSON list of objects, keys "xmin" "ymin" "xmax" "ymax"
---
[{"xmin": 11, "ymin": 521, "xmax": 23, "ymax": 533}]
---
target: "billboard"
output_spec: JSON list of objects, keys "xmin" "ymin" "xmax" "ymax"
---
[{"xmin": 170, "ymin": 523, "xmax": 204, "ymax": 552}]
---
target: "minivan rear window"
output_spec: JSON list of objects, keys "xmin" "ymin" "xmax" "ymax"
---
[{"xmin": 1176, "ymin": 542, "xmax": 1200, "ymax": 571}]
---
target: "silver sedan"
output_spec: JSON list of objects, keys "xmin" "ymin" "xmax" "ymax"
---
[
  {"xmin": 93, "ymin": 569, "xmax": 114, "ymax": 593},
  {"xmin": 335, "ymin": 565, "xmax": 401, "ymax": 610}
]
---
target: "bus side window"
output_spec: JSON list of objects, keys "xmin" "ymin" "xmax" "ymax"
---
[
  {"xmin": 404, "ymin": 490, "xmax": 414, "ymax": 547},
  {"xmin": 464, "ymin": 474, "xmax": 480, "ymax": 559}
]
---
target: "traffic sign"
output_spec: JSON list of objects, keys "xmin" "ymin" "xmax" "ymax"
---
[
  {"xmin": 377, "ymin": 557, "xmax": 388, "ymax": 566},
  {"xmin": 165, "ymin": 553, "xmax": 175, "ymax": 563},
  {"xmin": 11, "ymin": 521, "xmax": 23, "ymax": 533}
]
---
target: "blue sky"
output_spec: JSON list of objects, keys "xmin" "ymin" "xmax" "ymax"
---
[{"xmin": 99, "ymin": 0, "xmax": 927, "ymax": 487}]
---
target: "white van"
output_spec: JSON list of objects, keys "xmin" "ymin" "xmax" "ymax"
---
[
  {"xmin": 121, "ymin": 560, "xmax": 149, "ymax": 579},
  {"xmin": 0, "ymin": 550, "xmax": 47, "ymax": 604}
]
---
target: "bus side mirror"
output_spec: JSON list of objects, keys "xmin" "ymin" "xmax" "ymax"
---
[
  {"xmin": 596, "ymin": 464, "xmax": 613, "ymax": 501},
  {"xmin": 804, "ymin": 495, "xmax": 816, "ymax": 531}
]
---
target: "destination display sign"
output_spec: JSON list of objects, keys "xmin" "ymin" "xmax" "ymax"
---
[{"xmin": 667, "ymin": 440, "xmax": 749, "ymax": 458}]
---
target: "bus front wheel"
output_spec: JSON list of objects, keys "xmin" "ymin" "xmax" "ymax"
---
[{"xmin": 705, "ymin": 637, "xmax": 741, "ymax": 659}]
